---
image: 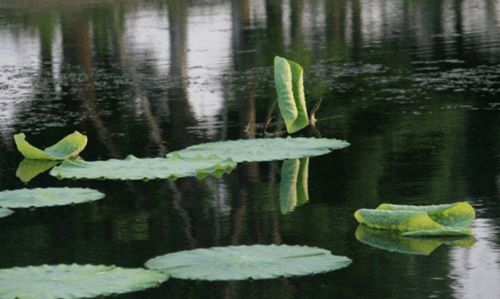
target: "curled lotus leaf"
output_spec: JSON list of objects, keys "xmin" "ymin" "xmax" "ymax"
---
[
  {"xmin": 0, "ymin": 264, "xmax": 168, "ymax": 299},
  {"xmin": 14, "ymin": 131, "xmax": 88, "ymax": 160},
  {"xmin": 167, "ymin": 138, "xmax": 349, "ymax": 163},
  {"xmin": 50, "ymin": 155, "xmax": 236, "ymax": 181},
  {"xmin": 145, "ymin": 244, "xmax": 351, "ymax": 281},
  {"xmin": 0, "ymin": 208, "xmax": 13, "ymax": 219},
  {"xmin": 0, "ymin": 188, "xmax": 105, "ymax": 209},
  {"xmin": 16, "ymin": 159, "xmax": 59, "ymax": 183}
]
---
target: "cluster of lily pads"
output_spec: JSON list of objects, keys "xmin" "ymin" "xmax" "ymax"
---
[{"xmin": 0, "ymin": 57, "xmax": 477, "ymax": 298}]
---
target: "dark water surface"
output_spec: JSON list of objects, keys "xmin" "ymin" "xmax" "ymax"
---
[{"xmin": 0, "ymin": 0, "xmax": 499, "ymax": 298}]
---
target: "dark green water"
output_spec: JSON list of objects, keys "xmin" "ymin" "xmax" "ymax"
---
[{"xmin": 0, "ymin": 0, "xmax": 499, "ymax": 298}]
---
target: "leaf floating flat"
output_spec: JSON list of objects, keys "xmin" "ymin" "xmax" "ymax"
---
[
  {"xmin": 0, "ymin": 208, "xmax": 13, "ymax": 219},
  {"xmin": 145, "ymin": 244, "xmax": 351, "ymax": 281},
  {"xmin": 355, "ymin": 225, "xmax": 475, "ymax": 256},
  {"xmin": 354, "ymin": 202, "xmax": 475, "ymax": 237},
  {"xmin": 16, "ymin": 159, "xmax": 58, "ymax": 183},
  {"xmin": 50, "ymin": 155, "xmax": 236, "ymax": 181},
  {"xmin": 280, "ymin": 158, "xmax": 309, "ymax": 215},
  {"xmin": 0, "ymin": 188, "xmax": 105, "ymax": 209},
  {"xmin": 0, "ymin": 264, "xmax": 168, "ymax": 299},
  {"xmin": 14, "ymin": 131, "xmax": 88, "ymax": 160},
  {"xmin": 274, "ymin": 56, "xmax": 309, "ymax": 133},
  {"xmin": 167, "ymin": 138, "xmax": 349, "ymax": 163}
]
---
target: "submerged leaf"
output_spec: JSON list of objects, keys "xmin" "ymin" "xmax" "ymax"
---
[
  {"xmin": 354, "ymin": 202, "xmax": 475, "ymax": 236},
  {"xmin": 0, "ymin": 188, "xmax": 105, "ymax": 209},
  {"xmin": 50, "ymin": 155, "xmax": 236, "ymax": 181},
  {"xmin": 0, "ymin": 264, "xmax": 167, "ymax": 299},
  {"xmin": 274, "ymin": 56, "xmax": 309, "ymax": 133},
  {"xmin": 16, "ymin": 159, "xmax": 58, "ymax": 183},
  {"xmin": 14, "ymin": 131, "xmax": 88, "ymax": 160},
  {"xmin": 0, "ymin": 208, "xmax": 13, "ymax": 219},
  {"xmin": 145, "ymin": 244, "xmax": 351, "ymax": 281},
  {"xmin": 280, "ymin": 158, "xmax": 309, "ymax": 214},
  {"xmin": 355, "ymin": 225, "xmax": 475, "ymax": 255},
  {"xmin": 167, "ymin": 138, "xmax": 349, "ymax": 163}
]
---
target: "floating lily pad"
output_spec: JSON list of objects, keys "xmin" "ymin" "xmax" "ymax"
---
[
  {"xmin": 14, "ymin": 131, "xmax": 88, "ymax": 160},
  {"xmin": 354, "ymin": 202, "xmax": 475, "ymax": 236},
  {"xmin": 0, "ymin": 188, "xmax": 105, "ymax": 209},
  {"xmin": 167, "ymin": 138, "xmax": 349, "ymax": 163},
  {"xmin": 355, "ymin": 225, "xmax": 475, "ymax": 255},
  {"xmin": 50, "ymin": 155, "xmax": 236, "ymax": 181},
  {"xmin": 145, "ymin": 244, "xmax": 351, "ymax": 281},
  {"xmin": 274, "ymin": 56, "xmax": 309, "ymax": 133},
  {"xmin": 280, "ymin": 158, "xmax": 309, "ymax": 214},
  {"xmin": 0, "ymin": 264, "xmax": 168, "ymax": 299},
  {"xmin": 0, "ymin": 208, "xmax": 13, "ymax": 219},
  {"xmin": 16, "ymin": 159, "xmax": 59, "ymax": 183}
]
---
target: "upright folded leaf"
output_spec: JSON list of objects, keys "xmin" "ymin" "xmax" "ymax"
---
[
  {"xmin": 14, "ymin": 131, "xmax": 88, "ymax": 160},
  {"xmin": 274, "ymin": 56, "xmax": 309, "ymax": 133}
]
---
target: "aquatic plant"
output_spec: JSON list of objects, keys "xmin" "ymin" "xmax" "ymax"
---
[
  {"xmin": 14, "ymin": 131, "xmax": 87, "ymax": 160},
  {"xmin": 0, "ymin": 188, "xmax": 105, "ymax": 208}
]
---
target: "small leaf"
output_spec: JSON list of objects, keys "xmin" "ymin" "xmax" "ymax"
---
[
  {"xmin": 145, "ymin": 244, "xmax": 351, "ymax": 281},
  {"xmin": 0, "ymin": 188, "xmax": 105, "ymax": 209},
  {"xmin": 50, "ymin": 156, "xmax": 236, "ymax": 181},
  {"xmin": 14, "ymin": 131, "xmax": 88, "ymax": 160},
  {"xmin": 280, "ymin": 158, "xmax": 309, "ymax": 215},
  {"xmin": 0, "ymin": 208, "xmax": 13, "ymax": 219},
  {"xmin": 355, "ymin": 225, "xmax": 475, "ymax": 256},
  {"xmin": 16, "ymin": 159, "xmax": 59, "ymax": 183},
  {"xmin": 167, "ymin": 138, "xmax": 349, "ymax": 163},
  {"xmin": 274, "ymin": 56, "xmax": 309, "ymax": 133},
  {"xmin": 0, "ymin": 264, "xmax": 168, "ymax": 299}
]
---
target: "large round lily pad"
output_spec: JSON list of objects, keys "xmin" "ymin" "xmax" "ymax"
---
[
  {"xmin": 167, "ymin": 137, "xmax": 350, "ymax": 163},
  {"xmin": 0, "ymin": 208, "xmax": 13, "ymax": 219},
  {"xmin": 50, "ymin": 155, "xmax": 236, "ymax": 181},
  {"xmin": 0, "ymin": 264, "xmax": 167, "ymax": 299},
  {"xmin": 145, "ymin": 244, "xmax": 351, "ymax": 281},
  {"xmin": 0, "ymin": 188, "xmax": 105, "ymax": 209}
]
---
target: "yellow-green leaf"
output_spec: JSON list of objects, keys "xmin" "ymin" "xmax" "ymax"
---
[{"xmin": 14, "ymin": 131, "xmax": 88, "ymax": 160}]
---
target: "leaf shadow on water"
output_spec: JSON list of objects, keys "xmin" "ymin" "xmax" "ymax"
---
[{"xmin": 355, "ymin": 225, "xmax": 475, "ymax": 256}]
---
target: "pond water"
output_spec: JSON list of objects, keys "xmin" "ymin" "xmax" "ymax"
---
[{"xmin": 0, "ymin": 0, "xmax": 499, "ymax": 297}]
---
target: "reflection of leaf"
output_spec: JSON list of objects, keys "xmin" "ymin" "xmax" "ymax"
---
[
  {"xmin": 168, "ymin": 138, "xmax": 349, "ymax": 163},
  {"xmin": 354, "ymin": 202, "xmax": 475, "ymax": 237},
  {"xmin": 280, "ymin": 158, "xmax": 309, "ymax": 215},
  {"xmin": 16, "ymin": 159, "xmax": 58, "ymax": 183},
  {"xmin": 355, "ymin": 225, "xmax": 475, "ymax": 256},
  {"xmin": 274, "ymin": 56, "xmax": 309, "ymax": 133},
  {"xmin": 145, "ymin": 244, "xmax": 351, "ymax": 281},
  {"xmin": 0, "ymin": 188, "xmax": 105, "ymax": 209},
  {"xmin": 50, "ymin": 155, "xmax": 236, "ymax": 181},
  {"xmin": 0, "ymin": 264, "xmax": 167, "ymax": 299},
  {"xmin": 0, "ymin": 208, "xmax": 13, "ymax": 219},
  {"xmin": 14, "ymin": 131, "xmax": 88, "ymax": 160}
]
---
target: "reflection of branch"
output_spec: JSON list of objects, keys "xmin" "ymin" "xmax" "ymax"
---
[
  {"xmin": 168, "ymin": 181, "xmax": 198, "ymax": 248},
  {"xmin": 141, "ymin": 96, "xmax": 167, "ymax": 155}
]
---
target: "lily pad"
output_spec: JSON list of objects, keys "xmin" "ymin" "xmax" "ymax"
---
[
  {"xmin": 274, "ymin": 56, "xmax": 309, "ymax": 133},
  {"xmin": 14, "ymin": 131, "xmax": 88, "ymax": 160},
  {"xmin": 50, "ymin": 155, "xmax": 236, "ymax": 181},
  {"xmin": 0, "ymin": 188, "xmax": 105, "ymax": 209},
  {"xmin": 355, "ymin": 225, "xmax": 475, "ymax": 255},
  {"xmin": 167, "ymin": 138, "xmax": 349, "ymax": 163},
  {"xmin": 145, "ymin": 244, "xmax": 351, "ymax": 281},
  {"xmin": 0, "ymin": 208, "xmax": 13, "ymax": 219},
  {"xmin": 16, "ymin": 159, "xmax": 59, "ymax": 183},
  {"xmin": 0, "ymin": 264, "xmax": 168, "ymax": 299},
  {"xmin": 354, "ymin": 202, "xmax": 475, "ymax": 236},
  {"xmin": 280, "ymin": 158, "xmax": 309, "ymax": 214}
]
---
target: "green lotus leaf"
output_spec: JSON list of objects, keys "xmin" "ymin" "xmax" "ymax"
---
[
  {"xmin": 145, "ymin": 244, "xmax": 351, "ymax": 281},
  {"xmin": 280, "ymin": 158, "xmax": 309, "ymax": 215},
  {"xmin": 167, "ymin": 138, "xmax": 349, "ymax": 163},
  {"xmin": 16, "ymin": 159, "xmax": 59, "ymax": 183},
  {"xmin": 14, "ymin": 131, "xmax": 88, "ymax": 160},
  {"xmin": 354, "ymin": 202, "xmax": 475, "ymax": 237},
  {"xmin": 274, "ymin": 56, "xmax": 309, "ymax": 133},
  {"xmin": 0, "ymin": 208, "xmax": 13, "ymax": 219},
  {"xmin": 50, "ymin": 155, "xmax": 236, "ymax": 181},
  {"xmin": 355, "ymin": 225, "xmax": 475, "ymax": 255},
  {"xmin": 0, "ymin": 188, "xmax": 105, "ymax": 209},
  {"xmin": 0, "ymin": 264, "xmax": 168, "ymax": 299}
]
